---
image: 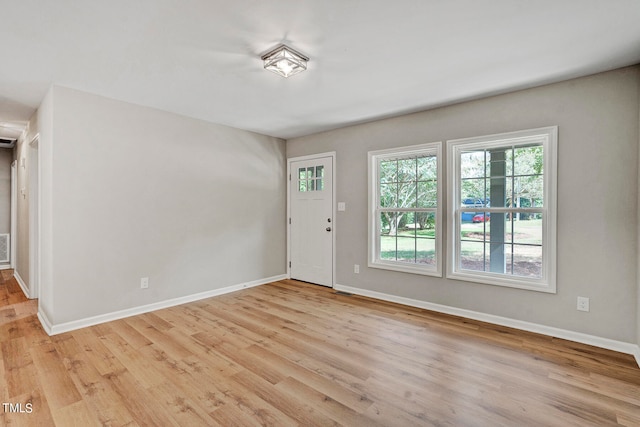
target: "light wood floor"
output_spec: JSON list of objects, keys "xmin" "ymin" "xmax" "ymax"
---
[{"xmin": 1, "ymin": 273, "xmax": 640, "ymax": 426}]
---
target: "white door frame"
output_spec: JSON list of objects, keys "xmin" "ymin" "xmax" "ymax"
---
[
  {"xmin": 10, "ymin": 160, "xmax": 16, "ymax": 269},
  {"xmin": 28, "ymin": 133, "xmax": 40, "ymax": 299},
  {"xmin": 287, "ymin": 151, "xmax": 336, "ymax": 287}
]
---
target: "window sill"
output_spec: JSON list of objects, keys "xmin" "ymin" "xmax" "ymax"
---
[
  {"xmin": 446, "ymin": 270, "xmax": 556, "ymax": 293},
  {"xmin": 369, "ymin": 260, "xmax": 442, "ymax": 277}
]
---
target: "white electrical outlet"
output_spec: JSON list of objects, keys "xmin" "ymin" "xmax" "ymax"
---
[
  {"xmin": 141, "ymin": 277, "xmax": 149, "ymax": 289},
  {"xmin": 354, "ymin": 264, "xmax": 359, "ymax": 274},
  {"xmin": 577, "ymin": 296, "xmax": 589, "ymax": 312}
]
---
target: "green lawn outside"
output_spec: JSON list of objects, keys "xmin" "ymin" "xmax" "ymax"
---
[
  {"xmin": 380, "ymin": 234, "xmax": 436, "ymax": 264},
  {"xmin": 379, "ymin": 219, "xmax": 541, "ymax": 275},
  {"xmin": 460, "ymin": 218, "xmax": 543, "ymax": 277},
  {"xmin": 461, "ymin": 218, "xmax": 542, "ymax": 245}
]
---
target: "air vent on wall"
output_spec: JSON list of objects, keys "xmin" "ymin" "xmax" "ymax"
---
[
  {"xmin": 0, "ymin": 138, "xmax": 16, "ymax": 148},
  {"xmin": 0, "ymin": 234, "xmax": 9, "ymax": 263}
]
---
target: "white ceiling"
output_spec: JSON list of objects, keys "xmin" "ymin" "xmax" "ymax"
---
[{"xmin": 1, "ymin": 0, "xmax": 640, "ymax": 140}]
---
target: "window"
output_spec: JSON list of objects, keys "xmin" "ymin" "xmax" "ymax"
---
[
  {"xmin": 368, "ymin": 142, "xmax": 442, "ymax": 276},
  {"xmin": 298, "ymin": 165, "xmax": 324, "ymax": 192},
  {"xmin": 447, "ymin": 127, "xmax": 557, "ymax": 292}
]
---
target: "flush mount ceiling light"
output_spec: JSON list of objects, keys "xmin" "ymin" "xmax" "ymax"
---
[{"xmin": 261, "ymin": 44, "xmax": 309, "ymax": 78}]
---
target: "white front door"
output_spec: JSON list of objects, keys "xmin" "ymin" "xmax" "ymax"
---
[{"xmin": 290, "ymin": 156, "xmax": 333, "ymax": 287}]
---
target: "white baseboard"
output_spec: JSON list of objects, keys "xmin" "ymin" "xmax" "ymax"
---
[
  {"xmin": 335, "ymin": 283, "xmax": 640, "ymax": 367},
  {"xmin": 0, "ymin": 264, "xmax": 12, "ymax": 270},
  {"xmin": 13, "ymin": 271, "xmax": 30, "ymax": 299},
  {"xmin": 41, "ymin": 274, "xmax": 288, "ymax": 336},
  {"xmin": 38, "ymin": 309, "xmax": 54, "ymax": 335}
]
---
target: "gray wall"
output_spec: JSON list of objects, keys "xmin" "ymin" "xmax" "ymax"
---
[
  {"xmin": 0, "ymin": 148, "xmax": 12, "ymax": 269},
  {"xmin": 38, "ymin": 86, "xmax": 286, "ymax": 325},
  {"xmin": 14, "ymin": 112, "xmax": 39, "ymax": 288},
  {"xmin": 288, "ymin": 66, "xmax": 640, "ymax": 344},
  {"xmin": 0, "ymin": 149, "xmax": 12, "ymax": 235},
  {"xmin": 14, "ymin": 131, "xmax": 28, "ymax": 286},
  {"xmin": 37, "ymin": 88, "xmax": 54, "ymax": 319}
]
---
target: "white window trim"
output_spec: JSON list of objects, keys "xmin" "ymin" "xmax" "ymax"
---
[
  {"xmin": 368, "ymin": 142, "xmax": 443, "ymax": 277},
  {"xmin": 446, "ymin": 126, "xmax": 558, "ymax": 293}
]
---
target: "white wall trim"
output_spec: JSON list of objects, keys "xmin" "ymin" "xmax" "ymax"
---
[
  {"xmin": 28, "ymin": 133, "xmax": 40, "ymax": 299},
  {"xmin": 10, "ymin": 160, "xmax": 16, "ymax": 269},
  {"xmin": 446, "ymin": 126, "xmax": 558, "ymax": 293},
  {"xmin": 368, "ymin": 142, "xmax": 443, "ymax": 278},
  {"xmin": 37, "ymin": 309, "xmax": 53, "ymax": 335},
  {"xmin": 39, "ymin": 274, "xmax": 287, "ymax": 336},
  {"xmin": 335, "ymin": 283, "xmax": 640, "ymax": 367},
  {"xmin": 14, "ymin": 270, "xmax": 30, "ymax": 299}
]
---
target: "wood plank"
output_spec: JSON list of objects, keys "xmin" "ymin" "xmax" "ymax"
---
[
  {"xmin": 29, "ymin": 342, "xmax": 83, "ymax": 410},
  {"xmin": 51, "ymin": 400, "xmax": 103, "ymax": 427},
  {"xmin": 145, "ymin": 381, "xmax": 218, "ymax": 426},
  {"xmin": 124, "ymin": 316, "xmax": 193, "ymax": 360},
  {"xmin": 104, "ymin": 318, "xmax": 152, "ymax": 350},
  {"xmin": 137, "ymin": 344, "xmax": 233, "ymax": 416},
  {"xmin": 230, "ymin": 369, "xmax": 339, "ymax": 426},
  {"xmin": 0, "ymin": 276, "xmax": 639, "ymax": 426},
  {"xmin": 99, "ymin": 332, "xmax": 165, "ymax": 389},
  {"xmin": 245, "ymin": 344, "xmax": 374, "ymax": 413},
  {"xmin": 1, "ymin": 337, "xmax": 40, "ymax": 398},
  {"xmin": 54, "ymin": 337, "xmax": 137, "ymax": 426},
  {"xmin": 69, "ymin": 327, "xmax": 126, "ymax": 376},
  {"xmin": 0, "ymin": 390, "xmax": 56, "ymax": 427},
  {"xmin": 274, "ymin": 375, "xmax": 384, "ymax": 426},
  {"xmin": 102, "ymin": 368, "xmax": 180, "ymax": 426}
]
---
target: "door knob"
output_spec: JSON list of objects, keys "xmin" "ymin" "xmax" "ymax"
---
[{"xmin": 326, "ymin": 227, "xmax": 332, "ymax": 232}]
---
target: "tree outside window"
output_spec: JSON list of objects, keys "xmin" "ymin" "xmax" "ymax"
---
[
  {"xmin": 447, "ymin": 127, "xmax": 557, "ymax": 293},
  {"xmin": 369, "ymin": 142, "xmax": 442, "ymax": 277}
]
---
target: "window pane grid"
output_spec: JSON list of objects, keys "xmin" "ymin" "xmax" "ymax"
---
[
  {"xmin": 373, "ymin": 146, "xmax": 440, "ymax": 274},
  {"xmin": 458, "ymin": 209, "xmax": 543, "ymax": 215},
  {"xmin": 297, "ymin": 166, "xmax": 325, "ymax": 192},
  {"xmin": 379, "ymin": 208, "xmax": 437, "ymax": 213},
  {"xmin": 378, "ymin": 155, "xmax": 438, "ymax": 210},
  {"xmin": 379, "ymin": 207, "xmax": 438, "ymax": 269},
  {"xmin": 456, "ymin": 139, "xmax": 546, "ymax": 281}
]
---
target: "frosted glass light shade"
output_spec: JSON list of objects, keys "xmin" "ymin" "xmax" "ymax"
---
[{"xmin": 262, "ymin": 45, "xmax": 308, "ymax": 78}]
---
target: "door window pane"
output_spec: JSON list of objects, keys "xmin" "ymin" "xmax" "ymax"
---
[{"xmin": 297, "ymin": 165, "xmax": 327, "ymax": 192}]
